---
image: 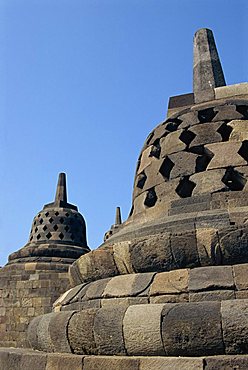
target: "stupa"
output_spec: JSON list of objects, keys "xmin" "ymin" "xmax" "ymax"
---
[{"xmin": 1, "ymin": 28, "xmax": 248, "ymax": 369}]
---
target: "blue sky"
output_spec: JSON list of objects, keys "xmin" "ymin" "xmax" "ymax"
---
[{"xmin": 0, "ymin": 0, "xmax": 247, "ymax": 265}]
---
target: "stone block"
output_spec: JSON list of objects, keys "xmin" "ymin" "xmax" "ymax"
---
[
  {"xmin": 150, "ymin": 294, "xmax": 188, "ymax": 304},
  {"xmin": 139, "ymin": 356, "xmax": 204, "ymax": 370},
  {"xmin": 85, "ymin": 278, "xmax": 111, "ymax": 300},
  {"xmin": 67, "ymin": 308, "xmax": 98, "ymax": 355},
  {"xmin": 130, "ymin": 233, "xmax": 175, "ymax": 273},
  {"xmin": 94, "ymin": 306, "xmax": 127, "ymax": 355},
  {"xmin": 148, "ymin": 123, "xmax": 169, "ymax": 146},
  {"xmin": 46, "ymin": 353, "xmax": 83, "ymax": 370},
  {"xmin": 138, "ymin": 146, "xmax": 158, "ymax": 174},
  {"xmin": 142, "ymin": 159, "xmax": 165, "ymax": 191},
  {"xmin": 150, "ymin": 269, "xmax": 189, "ymax": 296},
  {"xmin": 196, "ymin": 228, "xmax": 219, "ymax": 266},
  {"xmin": 219, "ymin": 228, "xmax": 248, "ymax": 265},
  {"xmin": 83, "ymin": 356, "xmax": 140, "ymax": 370},
  {"xmin": 103, "ymin": 274, "xmax": 137, "ymax": 298},
  {"xmin": 191, "ymin": 169, "xmax": 226, "ymax": 195},
  {"xmin": 37, "ymin": 313, "xmax": 55, "ymax": 352},
  {"xmin": 221, "ymin": 299, "xmax": 248, "ymax": 354},
  {"xmin": 233, "ymin": 264, "xmax": 248, "ymax": 290},
  {"xmin": 170, "ymin": 231, "xmax": 200, "ymax": 269},
  {"xmin": 27, "ymin": 315, "xmax": 42, "ymax": 349},
  {"xmin": 101, "ymin": 296, "xmax": 148, "ymax": 307},
  {"xmin": 205, "ymin": 142, "xmax": 246, "ymax": 170},
  {"xmin": 213, "ymin": 104, "xmax": 243, "ymax": 121},
  {"xmin": 160, "ymin": 130, "xmax": 186, "ymax": 157},
  {"xmin": 235, "ymin": 291, "xmax": 248, "ymax": 299},
  {"xmin": 76, "ymin": 248, "xmax": 118, "ymax": 284},
  {"xmin": 162, "ymin": 302, "xmax": 224, "ymax": 356},
  {"xmin": 132, "ymin": 192, "xmax": 147, "ymax": 215},
  {"xmin": 189, "ymin": 121, "xmax": 223, "ymax": 147},
  {"xmin": 228, "ymin": 119, "xmax": 248, "ymax": 141},
  {"xmin": 123, "ymin": 304, "xmax": 165, "ymax": 356},
  {"xmin": 112, "ymin": 241, "xmax": 134, "ymax": 274},
  {"xmin": 155, "ymin": 179, "xmax": 181, "ymax": 204},
  {"xmin": 204, "ymin": 355, "xmax": 248, "ymax": 370},
  {"xmin": 215, "ymin": 82, "xmax": 248, "ymax": 99},
  {"xmin": 0, "ymin": 349, "xmax": 23, "ymax": 370},
  {"xmin": 189, "ymin": 266, "xmax": 234, "ymax": 292},
  {"xmin": 48, "ymin": 311, "xmax": 75, "ymax": 352},
  {"xmin": 169, "ymin": 152, "xmax": 199, "ymax": 179},
  {"xmin": 178, "ymin": 111, "xmax": 199, "ymax": 129},
  {"xmin": 20, "ymin": 352, "xmax": 47, "ymax": 369},
  {"xmin": 189, "ymin": 290, "xmax": 235, "ymax": 302},
  {"xmin": 68, "ymin": 263, "xmax": 82, "ymax": 287}
]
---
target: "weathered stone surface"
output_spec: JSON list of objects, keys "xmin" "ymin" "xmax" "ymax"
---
[
  {"xmin": 228, "ymin": 119, "xmax": 248, "ymax": 141},
  {"xmin": 169, "ymin": 152, "xmax": 199, "ymax": 179},
  {"xmin": 112, "ymin": 241, "xmax": 134, "ymax": 274},
  {"xmin": 132, "ymin": 272, "xmax": 155, "ymax": 296},
  {"xmin": 84, "ymin": 278, "xmax": 111, "ymax": 300},
  {"xmin": 20, "ymin": 352, "xmax": 48, "ymax": 369},
  {"xmin": 162, "ymin": 302, "xmax": 224, "ymax": 356},
  {"xmin": 69, "ymin": 263, "xmax": 83, "ymax": 287},
  {"xmin": 138, "ymin": 146, "xmax": 158, "ymax": 174},
  {"xmin": 219, "ymin": 228, "xmax": 248, "ymax": 265},
  {"xmin": 221, "ymin": 299, "xmax": 248, "ymax": 354},
  {"xmin": 204, "ymin": 355, "xmax": 248, "ymax": 370},
  {"xmin": 141, "ymin": 160, "xmax": 165, "ymax": 191},
  {"xmin": 130, "ymin": 234, "xmax": 174, "ymax": 273},
  {"xmin": 94, "ymin": 306, "xmax": 127, "ymax": 355},
  {"xmin": 206, "ymin": 142, "xmax": 246, "ymax": 170},
  {"xmin": 189, "ymin": 266, "xmax": 234, "ymax": 292},
  {"xmin": 196, "ymin": 228, "xmax": 219, "ymax": 266},
  {"xmin": 150, "ymin": 269, "xmax": 189, "ymax": 296},
  {"xmin": 215, "ymin": 82, "xmax": 248, "ymax": 99},
  {"xmin": 155, "ymin": 179, "xmax": 180, "ymax": 205},
  {"xmin": 46, "ymin": 353, "xmax": 83, "ymax": 370},
  {"xmin": 103, "ymin": 274, "xmax": 137, "ymax": 298},
  {"xmin": 191, "ymin": 169, "xmax": 226, "ymax": 195},
  {"xmin": 150, "ymin": 294, "xmax": 188, "ymax": 304},
  {"xmin": 189, "ymin": 290, "xmax": 235, "ymax": 302},
  {"xmin": 123, "ymin": 304, "xmax": 165, "ymax": 356},
  {"xmin": 213, "ymin": 105, "xmax": 243, "ymax": 121},
  {"xmin": 27, "ymin": 315, "xmax": 42, "ymax": 349},
  {"xmin": 170, "ymin": 232, "xmax": 200, "ymax": 269},
  {"xmin": 37, "ymin": 313, "xmax": 55, "ymax": 352},
  {"xmin": 233, "ymin": 264, "xmax": 248, "ymax": 290},
  {"xmin": 48, "ymin": 311, "xmax": 74, "ymax": 353},
  {"xmin": 67, "ymin": 308, "xmax": 98, "ymax": 355},
  {"xmin": 83, "ymin": 356, "xmax": 140, "ymax": 370},
  {"xmin": 236, "ymin": 291, "xmax": 248, "ymax": 299},
  {"xmin": 101, "ymin": 297, "xmax": 148, "ymax": 307},
  {"xmin": 178, "ymin": 111, "xmax": 199, "ymax": 129},
  {"xmin": 160, "ymin": 130, "xmax": 186, "ymax": 157},
  {"xmin": 139, "ymin": 356, "xmax": 203, "ymax": 370},
  {"xmin": 189, "ymin": 121, "xmax": 223, "ymax": 147}
]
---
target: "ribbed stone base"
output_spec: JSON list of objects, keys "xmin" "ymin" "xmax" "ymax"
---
[{"xmin": 1, "ymin": 348, "xmax": 248, "ymax": 370}]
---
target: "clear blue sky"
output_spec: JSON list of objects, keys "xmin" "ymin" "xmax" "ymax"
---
[{"xmin": 0, "ymin": 0, "xmax": 247, "ymax": 265}]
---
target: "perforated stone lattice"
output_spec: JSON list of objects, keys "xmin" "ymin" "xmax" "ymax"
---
[
  {"xmin": 132, "ymin": 102, "xmax": 248, "ymax": 215},
  {"xmin": 29, "ymin": 208, "xmax": 86, "ymax": 246}
]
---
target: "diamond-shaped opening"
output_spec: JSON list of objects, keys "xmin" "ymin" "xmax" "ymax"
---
[
  {"xmin": 59, "ymin": 217, "xmax": 64, "ymax": 224},
  {"xmin": 179, "ymin": 130, "xmax": 196, "ymax": 146},
  {"xmin": 43, "ymin": 225, "xmax": 47, "ymax": 231},
  {"xmin": 59, "ymin": 232, "xmax": 64, "ymax": 240},
  {"xmin": 65, "ymin": 225, "xmax": 69, "ymax": 232},
  {"xmin": 236, "ymin": 105, "xmax": 248, "ymax": 118},
  {"xmin": 46, "ymin": 232, "xmax": 52, "ymax": 239},
  {"xmin": 34, "ymin": 227, "xmax": 38, "ymax": 233},
  {"xmin": 30, "ymin": 236, "xmax": 33, "ymax": 241},
  {"xmin": 165, "ymin": 118, "xmax": 181, "ymax": 132},
  {"xmin": 198, "ymin": 108, "xmax": 216, "ymax": 123},
  {"xmin": 37, "ymin": 234, "xmax": 41, "ymax": 240},
  {"xmin": 195, "ymin": 154, "xmax": 212, "ymax": 173},
  {"xmin": 71, "ymin": 234, "xmax": 75, "ymax": 240},
  {"xmin": 65, "ymin": 212, "xmax": 70, "ymax": 217},
  {"xmin": 33, "ymin": 221, "xmax": 36, "ymax": 226},
  {"xmin": 176, "ymin": 176, "xmax": 196, "ymax": 198},
  {"xmin": 217, "ymin": 123, "xmax": 233, "ymax": 141},
  {"xmin": 137, "ymin": 172, "xmax": 147, "ymax": 189},
  {"xmin": 159, "ymin": 157, "xmax": 174, "ymax": 180},
  {"xmin": 45, "ymin": 212, "xmax": 49, "ymax": 217},
  {"xmin": 238, "ymin": 141, "xmax": 248, "ymax": 162},
  {"xmin": 222, "ymin": 167, "xmax": 247, "ymax": 191},
  {"xmin": 49, "ymin": 217, "xmax": 54, "ymax": 223},
  {"xmin": 144, "ymin": 188, "xmax": 157, "ymax": 207},
  {"xmin": 53, "ymin": 225, "xmax": 58, "ymax": 231},
  {"xmin": 55, "ymin": 211, "xmax": 59, "ymax": 216},
  {"xmin": 37, "ymin": 214, "xmax": 41, "ymax": 218},
  {"xmin": 149, "ymin": 139, "xmax": 161, "ymax": 158},
  {"xmin": 39, "ymin": 218, "xmax": 43, "ymax": 224}
]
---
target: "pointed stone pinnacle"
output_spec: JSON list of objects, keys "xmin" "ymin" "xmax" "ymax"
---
[
  {"xmin": 55, "ymin": 173, "xmax": 67, "ymax": 203},
  {"xmin": 193, "ymin": 28, "xmax": 226, "ymax": 103},
  {"xmin": 115, "ymin": 207, "xmax": 122, "ymax": 225}
]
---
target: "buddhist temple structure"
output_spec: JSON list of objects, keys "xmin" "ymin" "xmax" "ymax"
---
[{"xmin": 1, "ymin": 28, "xmax": 248, "ymax": 369}]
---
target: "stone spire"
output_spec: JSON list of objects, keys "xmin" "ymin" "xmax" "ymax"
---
[
  {"xmin": 55, "ymin": 172, "xmax": 67, "ymax": 203},
  {"xmin": 115, "ymin": 206, "xmax": 122, "ymax": 225},
  {"xmin": 193, "ymin": 28, "xmax": 226, "ymax": 103}
]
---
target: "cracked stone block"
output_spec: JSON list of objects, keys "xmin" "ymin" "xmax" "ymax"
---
[
  {"xmin": 130, "ymin": 234, "xmax": 175, "ymax": 273},
  {"xmin": 189, "ymin": 266, "xmax": 234, "ymax": 292},
  {"xmin": 213, "ymin": 105, "xmax": 244, "ymax": 121},
  {"xmin": 206, "ymin": 142, "xmax": 246, "ymax": 170},
  {"xmin": 189, "ymin": 121, "xmax": 223, "ymax": 147},
  {"xmin": 169, "ymin": 152, "xmax": 199, "ymax": 179},
  {"xmin": 233, "ymin": 264, "xmax": 248, "ymax": 290},
  {"xmin": 221, "ymin": 299, "xmax": 248, "ymax": 354},
  {"xmin": 94, "ymin": 306, "xmax": 127, "ymax": 355},
  {"xmin": 219, "ymin": 228, "xmax": 248, "ymax": 265},
  {"xmin": 103, "ymin": 275, "xmax": 137, "ymax": 298},
  {"xmin": 196, "ymin": 228, "xmax": 219, "ymax": 266},
  {"xmin": 123, "ymin": 304, "xmax": 165, "ymax": 356},
  {"xmin": 48, "ymin": 311, "xmax": 75, "ymax": 352},
  {"xmin": 84, "ymin": 278, "xmax": 111, "ymax": 300},
  {"xmin": 189, "ymin": 290, "xmax": 235, "ymax": 302},
  {"xmin": 191, "ymin": 169, "xmax": 226, "ymax": 195},
  {"xmin": 228, "ymin": 119, "xmax": 248, "ymax": 141},
  {"xmin": 162, "ymin": 302, "xmax": 224, "ymax": 356},
  {"xmin": 160, "ymin": 130, "xmax": 186, "ymax": 157},
  {"xmin": 149, "ymin": 269, "xmax": 189, "ymax": 296},
  {"xmin": 170, "ymin": 231, "xmax": 200, "ymax": 269},
  {"xmin": 67, "ymin": 308, "xmax": 98, "ymax": 355}
]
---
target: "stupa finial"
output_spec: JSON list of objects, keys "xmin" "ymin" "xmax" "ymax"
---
[
  {"xmin": 115, "ymin": 206, "xmax": 122, "ymax": 225},
  {"xmin": 55, "ymin": 172, "xmax": 67, "ymax": 203},
  {"xmin": 193, "ymin": 28, "xmax": 226, "ymax": 102}
]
